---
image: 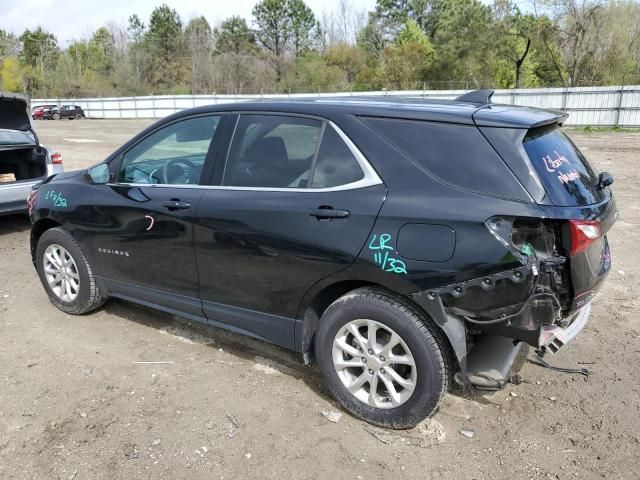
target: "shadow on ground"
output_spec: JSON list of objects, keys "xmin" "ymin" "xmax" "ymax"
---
[
  {"xmin": 102, "ymin": 299, "xmax": 333, "ymax": 402},
  {"xmin": 0, "ymin": 214, "xmax": 31, "ymax": 235},
  {"xmin": 101, "ymin": 297, "xmax": 518, "ymax": 414}
]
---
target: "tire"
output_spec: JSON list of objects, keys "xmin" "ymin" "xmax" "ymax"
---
[
  {"xmin": 52, "ymin": 113, "xmax": 60, "ymax": 120},
  {"xmin": 36, "ymin": 227, "xmax": 106, "ymax": 314},
  {"xmin": 75, "ymin": 114, "xmax": 82, "ymax": 120},
  {"xmin": 315, "ymin": 287, "xmax": 450, "ymax": 429}
]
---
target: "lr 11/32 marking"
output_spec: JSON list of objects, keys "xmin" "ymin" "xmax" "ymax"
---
[{"xmin": 368, "ymin": 233, "xmax": 407, "ymax": 274}]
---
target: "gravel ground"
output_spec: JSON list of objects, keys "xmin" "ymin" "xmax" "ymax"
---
[{"xmin": 0, "ymin": 120, "xmax": 638, "ymax": 479}]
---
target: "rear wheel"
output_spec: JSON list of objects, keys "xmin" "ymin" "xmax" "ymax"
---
[
  {"xmin": 315, "ymin": 287, "xmax": 450, "ymax": 429},
  {"xmin": 36, "ymin": 228, "xmax": 106, "ymax": 314}
]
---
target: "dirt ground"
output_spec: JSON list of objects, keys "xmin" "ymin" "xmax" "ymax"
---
[{"xmin": 1, "ymin": 119, "xmax": 639, "ymax": 480}]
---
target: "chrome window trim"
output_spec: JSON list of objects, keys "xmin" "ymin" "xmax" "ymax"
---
[{"xmin": 108, "ymin": 120, "xmax": 383, "ymax": 193}]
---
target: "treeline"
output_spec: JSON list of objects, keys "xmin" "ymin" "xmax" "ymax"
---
[{"xmin": 1, "ymin": 0, "xmax": 640, "ymax": 98}]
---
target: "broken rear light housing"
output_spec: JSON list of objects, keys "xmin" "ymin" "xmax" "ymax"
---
[
  {"xmin": 568, "ymin": 219, "xmax": 601, "ymax": 256},
  {"xmin": 486, "ymin": 216, "xmax": 560, "ymax": 263}
]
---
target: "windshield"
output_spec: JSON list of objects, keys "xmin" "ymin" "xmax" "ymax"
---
[{"xmin": 523, "ymin": 126, "xmax": 606, "ymax": 206}]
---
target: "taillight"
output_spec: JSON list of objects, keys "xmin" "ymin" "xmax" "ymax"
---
[
  {"xmin": 486, "ymin": 216, "xmax": 560, "ymax": 262},
  {"xmin": 568, "ymin": 220, "xmax": 601, "ymax": 256},
  {"xmin": 51, "ymin": 152, "xmax": 62, "ymax": 165},
  {"xmin": 27, "ymin": 190, "xmax": 36, "ymax": 215}
]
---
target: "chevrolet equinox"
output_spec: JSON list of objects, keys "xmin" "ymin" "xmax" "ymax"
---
[{"xmin": 29, "ymin": 90, "xmax": 616, "ymax": 428}]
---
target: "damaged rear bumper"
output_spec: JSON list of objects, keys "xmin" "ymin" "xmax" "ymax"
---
[
  {"xmin": 539, "ymin": 302, "xmax": 591, "ymax": 354},
  {"xmin": 411, "ymin": 265, "xmax": 592, "ymax": 391}
]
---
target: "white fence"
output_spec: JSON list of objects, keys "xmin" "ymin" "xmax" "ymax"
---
[{"xmin": 33, "ymin": 85, "xmax": 640, "ymax": 127}]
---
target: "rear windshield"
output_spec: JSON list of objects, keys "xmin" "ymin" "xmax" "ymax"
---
[
  {"xmin": 0, "ymin": 129, "xmax": 35, "ymax": 146},
  {"xmin": 523, "ymin": 126, "xmax": 605, "ymax": 206}
]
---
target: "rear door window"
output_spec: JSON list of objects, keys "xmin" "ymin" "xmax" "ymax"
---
[
  {"xmin": 223, "ymin": 115, "xmax": 323, "ymax": 188},
  {"xmin": 223, "ymin": 115, "xmax": 368, "ymax": 190},
  {"xmin": 523, "ymin": 126, "xmax": 604, "ymax": 206},
  {"xmin": 311, "ymin": 127, "xmax": 364, "ymax": 188}
]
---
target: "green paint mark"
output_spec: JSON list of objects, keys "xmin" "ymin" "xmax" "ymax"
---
[
  {"xmin": 520, "ymin": 244, "xmax": 534, "ymax": 257},
  {"xmin": 44, "ymin": 190, "xmax": 68, "ymax": 208},
  {"xmin": 368, "ymin": 233, "xmax": 407, "ymax": 275}
]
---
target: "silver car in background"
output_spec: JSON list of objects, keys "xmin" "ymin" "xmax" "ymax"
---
[{"xmin": 1, "ymin": 92, "xmax": 63, "ymax": 215}]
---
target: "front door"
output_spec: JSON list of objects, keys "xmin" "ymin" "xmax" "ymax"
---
[
  {"xmin": 194, "ymin": 114, "xmax": 386, "ymax": 347},
  {"xmin": 85, "ymin": 114, "xmax": 223, "ymax": 315}
]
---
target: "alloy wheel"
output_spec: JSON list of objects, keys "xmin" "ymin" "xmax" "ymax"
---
[
  {"xmin": 43, "ymin": 244, "xmax": 80, "ymax": 302},
  {"xmin": 332, "ymin": 319, "xmax": 417, "ymax": 409}
]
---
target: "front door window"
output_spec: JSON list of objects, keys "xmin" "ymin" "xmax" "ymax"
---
[{"xmin": 119, "ymin": 115, "xmax": 220, "ymax": 185}]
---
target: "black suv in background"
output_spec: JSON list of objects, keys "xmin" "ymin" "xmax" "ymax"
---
[
  {"xmin": 44, "ymin": 105, "xmax": 85, "ymax": 120},
  {"xmin": 29, "ymin": 91, "xmax": 615, "ymax": 428}
]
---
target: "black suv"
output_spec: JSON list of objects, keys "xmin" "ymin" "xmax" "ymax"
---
[
  {"xmin": 44, "ymin": 105, "xmax": 85, "ymax": 120},
  {"xmin": 29, "ymin": 91, "xmax": 616, "ymax": 428}
]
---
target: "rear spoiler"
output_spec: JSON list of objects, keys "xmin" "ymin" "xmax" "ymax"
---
[{"xmin": 456, "ymin": 90, "xmax": 569, "ymax": 128}]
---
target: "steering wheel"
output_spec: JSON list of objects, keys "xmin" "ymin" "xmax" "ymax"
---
[{"xmin": 161, "ymin": 158, "xmax": 196, "ymax": 184}]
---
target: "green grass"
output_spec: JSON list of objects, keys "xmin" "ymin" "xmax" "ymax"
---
[{"xmin": 571, "ymin": 125, "xmax": 640, "ymax": 133}]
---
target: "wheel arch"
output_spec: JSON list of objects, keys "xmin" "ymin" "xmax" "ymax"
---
[
  {"xmin": 30, "ymin": 218, "xmax": 61, "ymax": 265},
  {"xmin": 296, "ymin": 278, "xmax": 454, "ymax": 364}
]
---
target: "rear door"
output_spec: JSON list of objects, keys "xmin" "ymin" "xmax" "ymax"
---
[{"xmin": 194, "ymin": 113, "xmax": 386, "ymax": 347}]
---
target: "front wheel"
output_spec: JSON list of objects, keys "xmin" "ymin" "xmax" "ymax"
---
[
  {"xmin": 36, "ymin": 227, "xmax": 106, "ymax": 314},
  {"xmin": 315, "ymin": 287, "xmax": 450, "ymax": 429},
  {"xmin": 52, "ymin": 113, "xmax": 60, "ymax": 120}
]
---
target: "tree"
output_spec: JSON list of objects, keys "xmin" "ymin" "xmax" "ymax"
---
[
  {"xmin": 214, "ymin": 16, "xmax": 256, "ymax": 55},
  {"xmin": 127, "ymin": 14, "xmax": 145, "ymax": 42},
  {"xmin": 326, "ymin": 44, "xmax": 367, "ymax": 84},
  {"xmin": 213, "ymin": 16, "xmax": 260, "ymax": 94},
  {"xmin": 19, "ymin": 28, "xmax": 58, "ymax": 68},
  {"xmin": 0, "ymin": 56, "xmax": 23, "ymax": 92},
  {"xmin": 288, "ymin": 0, "xmax": 321, "ymax": 57},
  {"xmin": 185, "ymin": 17, "xmax": 214, "ymax": 93},
  {"xmin": 320, "ymin": 0, "xmax": 367, "ymax": 46},
  {"xmin": 430, "ymin": 0, "xmax": 495, "ymax": 87},
  {"xmin": 372, "ymin": 0, "xmax": 447, "ymax": 39},
  {"xmin": 493, "ymin": 1, "xmax": 536, "ymax": 88},
  {"xmin": 534, "ymin": 0, "xmax": 602, "ymax": 86},
  {"xmin": 253, "ymin": 0, "xmax": 291, "ymax": 81},
  {"xmin": 144, "ymin": 4, "xmax": 187, "ymax": 91},
  {"xmin": 252, "ymin": 0, "xmax": 320, "ymax": 82},
  {"xmin": 126, "ymin": 15, "xmax": 148, "ymax": 89},
  {"xmin": 379, "ymin": 19, "xmax": 436, "ymax": 89},
  {"xmin": 283, "ymin": 53, "xmax": 346, "ymax": 92},
  {"xmin": 19, "ymin": 28, "xmax": 59, "ymax": 96},
  {"xmin": 0, "ymin": 30, "xmax": 20, "ymax": 59},
  {"xmin": 357, "ymin": 17, "xmax": 387, "ymax": 62}
]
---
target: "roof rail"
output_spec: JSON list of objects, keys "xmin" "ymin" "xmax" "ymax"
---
[{"xmin": 455, "ymin": 89, "xmax": 494, "ymax": 104}]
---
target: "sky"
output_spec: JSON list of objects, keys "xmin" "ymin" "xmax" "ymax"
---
[{"xmin": 0, "ymin": 0, "xmax": 377, "ymax": 45}]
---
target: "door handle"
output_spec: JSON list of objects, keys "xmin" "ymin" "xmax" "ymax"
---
[
  {"xmin": 162, "ymin": 200, "xmax": 191, "ymax": 210},
  {"xmin": 308, "ymin": 207, "xmax": 350, "ymax": 219}
]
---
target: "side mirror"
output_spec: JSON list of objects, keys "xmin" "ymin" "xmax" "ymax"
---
[
  {"xmin": 88, "ymin": 163, "xmax": 110, "ymax": 184},
  {"xmin": 598, "ymin": 171, "xmax": 614, "ymax": 190}
]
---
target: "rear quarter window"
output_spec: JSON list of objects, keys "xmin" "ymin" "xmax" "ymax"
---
[
  {"xmin": 523, "ymin": 126, "xmax": 605, "ymax": 206},
  {"xmin": 361, "ymin": 117, "xmax": 528, "ymax": 200}
]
